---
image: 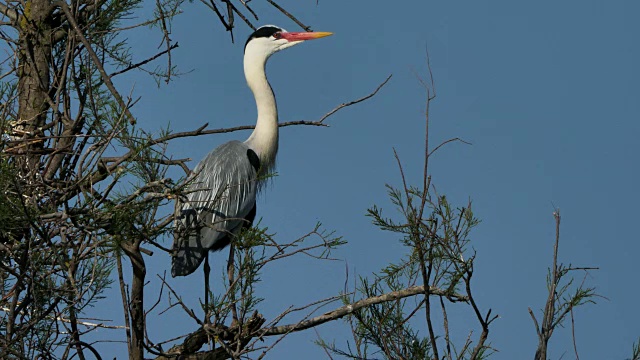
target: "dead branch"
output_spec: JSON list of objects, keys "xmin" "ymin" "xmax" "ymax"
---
[
  {"xmin": 154, "ymin": 312, "xmax": 265, "ymax": 359},
  {"xmin": 0, "ymin": 3, "xmax": 18, "ymax": 24},
  {"xmin": 532, "ymin": 210, "xmax": 598, "ymax": 360},
  {"xmin": 261, "ymin": 285, "xmax": 467, "ymax": 336}
]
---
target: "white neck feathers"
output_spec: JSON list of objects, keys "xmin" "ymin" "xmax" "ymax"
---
[{"xmin": 243, "ymin": 47, "xmax": 279, "ymax": 174}]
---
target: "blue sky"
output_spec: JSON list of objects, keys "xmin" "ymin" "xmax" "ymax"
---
[{"xmin": 97, "ymin": 0, "xmax": 640, "ymax": 358}]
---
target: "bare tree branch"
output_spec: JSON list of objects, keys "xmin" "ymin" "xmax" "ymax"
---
[
  {"xmin": 262, "ymin": 285, "xmax": 467, "ymax": 336},
  {"xmin": 0, "ymin": 3, "xmax": 18, "ymax": 23}
]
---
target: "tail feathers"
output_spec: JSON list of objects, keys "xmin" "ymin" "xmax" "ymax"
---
[
  {"xmin": 171, "ymin": 240, "xmax": 206, "ymax": 277},
  {"xmin": 171, "ymin": 205, "xmax": 254, "ymax": 277}
]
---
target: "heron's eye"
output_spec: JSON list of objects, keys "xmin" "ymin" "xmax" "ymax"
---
[{"xmin": 273, "ymin": 32, "xmax": 282, "ymax": 39}]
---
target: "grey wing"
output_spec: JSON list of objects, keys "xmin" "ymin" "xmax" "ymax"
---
[{"xmin": 172, "ymin": 140, "xmax": 260, "ymax": 277}]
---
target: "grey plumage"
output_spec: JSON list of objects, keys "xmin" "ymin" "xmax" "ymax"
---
[
  {"xmin": 172, "ymin": 141, "xmax": 260, "ymax": 277},
  {"xmin": 170, "ymin": 25, "xmax": 331, "ymax": 279}
]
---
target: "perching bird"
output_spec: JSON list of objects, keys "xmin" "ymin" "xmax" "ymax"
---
[{"xmin": 172, "ymin": 25, "xmax": 332, "ymax": 277}]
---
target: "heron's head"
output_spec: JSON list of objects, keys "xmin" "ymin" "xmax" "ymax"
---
[{"xmin": 244, "ymin": 25, "xmax": 332, "ymax": 62}]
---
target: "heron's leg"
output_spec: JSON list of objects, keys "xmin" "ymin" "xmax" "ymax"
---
[{"xmin": 204, "ymin": 253, "xmax": 210, "ymax": 324}]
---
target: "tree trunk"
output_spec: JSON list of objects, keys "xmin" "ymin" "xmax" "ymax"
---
[
  {"xmin": 123, "ymin": 240, "xmax": 147, "ymax": 360},
  {"xmin": 17, "ymin": 0, "xmax": 52, "ymax": 176}
]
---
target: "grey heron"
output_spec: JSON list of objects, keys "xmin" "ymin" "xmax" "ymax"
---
[{"xmin": 172, "ymin": 25, "xmax": 332, "ymax": 278}]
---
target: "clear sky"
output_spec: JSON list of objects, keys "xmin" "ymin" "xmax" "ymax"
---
[{"xmin": 96, "ymin": 0, "xmax": 640, "ymax": 358}]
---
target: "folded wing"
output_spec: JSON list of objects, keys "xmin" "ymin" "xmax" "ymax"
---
[{"xmin": 172, "ymin": 140, "xmax": 259, "ymax": 277}]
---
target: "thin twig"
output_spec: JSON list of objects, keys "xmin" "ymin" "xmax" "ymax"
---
[
  {"xmin": 203, "ymin": 0, "xmax": 233, "ymax": 34},
  {"xmin": 528, "ymin": 307, "xmax": 541, "ymax": 336},
  {"xmin": 440, "ymin": 296, "xmax": 453, "ymax": 360},
  {"xmin": 428, "ymin": 137, "xmax": 472, "ymax": 157},
  {"xmin": 316, "ymin": 75, "xmax": 392, "ymax": 124},
  {"xmin": 0, "ymin": 306, "xmax": 128, "ymax": 330},
  {"xmin": 227, "ymin": 0, "xmax": 254, "ymax": 31},
  {"xmin": 155, "ymin": 0, "xmax": 175, "ymax": 83},
  {"xmin": 109, "ymin": 43, "xmax": 179, "ymax": 78},
  {"xmin": 570, "ymin": 306, "xmax": 580, "ymax": 360},
  {"xmin": 157, "ymin": 275, "xmax": 203, "ymax": 326},
  {"xmin": 265, "ymin": 0, "xmax": 310, "ymax": 31},
  {"xmin": 55, "ymin": 1, "xmax": 137, "ymax": 124}
]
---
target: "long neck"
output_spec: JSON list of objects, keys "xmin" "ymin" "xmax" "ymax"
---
[{"xmin": 243, "ymin": 53, "xmax": 278, "ymax": 173}]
